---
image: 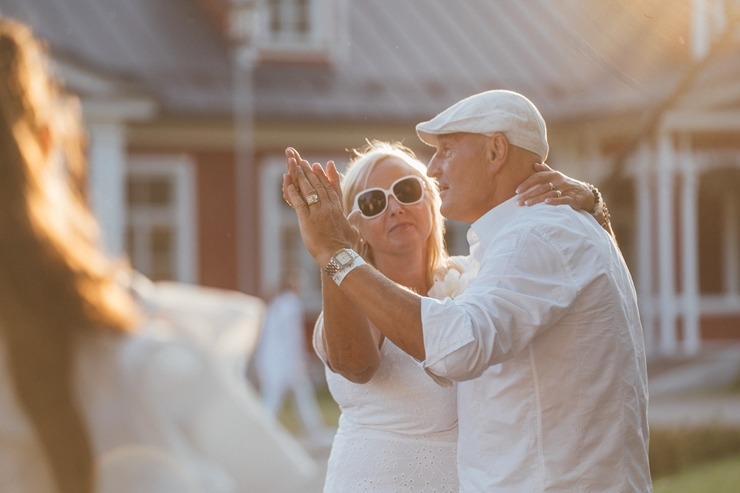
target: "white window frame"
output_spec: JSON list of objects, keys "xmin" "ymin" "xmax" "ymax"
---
[
  {"xmin": 127, "ymin": 155, "xmax": 198, "ymax": 283},
  {"xmin": 255, "ymin": 0, "xmax": 347, "ymax": 62}
]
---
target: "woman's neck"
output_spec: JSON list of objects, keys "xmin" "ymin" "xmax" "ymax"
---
[{"xmin": 374, "ymin": 249, "xmax": 430, "ymax": 296}]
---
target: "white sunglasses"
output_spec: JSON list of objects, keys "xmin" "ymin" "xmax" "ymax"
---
[{"xmin": 352, "ymin": 175, "xmax": 426, "ymax": 218}]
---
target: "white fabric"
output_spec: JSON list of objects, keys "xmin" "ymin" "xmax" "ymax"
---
[
  {"xmin": 421, "ymin": 197, "xmax": 651, "ymax": 492},
  {"xmin": 0, "ymin": 324, "xmax": 318, "ymax": 493},
  {"xmin": 314, "ymin": 273, "xmax": 461, "ymax": 492},
  {"xmin": 253, "ymin": 291, "xmax": 327, "ymax": 437},
  {"xmin": 130, "ymin": 274, "xmax": 265, "ymax": 376},
  {"xmin": 415, "ymin": 90, "xmax": 549, "ymax": 160}
]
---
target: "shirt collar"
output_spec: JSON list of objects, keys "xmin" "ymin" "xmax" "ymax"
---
[{"xmin": 468, "ymin": 195, "xmax": 521, "ymax": 248}]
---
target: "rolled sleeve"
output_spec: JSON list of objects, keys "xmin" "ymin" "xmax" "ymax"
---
[
  {"xmin": 421, "ymin": 296, "xmax": 477, "ymax": 386},
  {"xmin": 421, "ymin": 218, "xmax": 581, "ymax": 384}
]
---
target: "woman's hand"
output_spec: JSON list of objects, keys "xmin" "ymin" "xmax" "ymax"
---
[
  {"xmin": 515, "ymin": 162, "xmax": 596, "ymax": 212},
  {"xmin": 516, "ymin": 162, "xmax": 615, "ymax": 239},
  {"xmin": 283, "ymin": 147, "xmax": 359, "ymax": 267}
]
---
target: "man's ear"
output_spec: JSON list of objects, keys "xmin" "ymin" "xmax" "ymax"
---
[{"xmin": 487, "ymin": 133, "xmax": 508, "ymax": 173}]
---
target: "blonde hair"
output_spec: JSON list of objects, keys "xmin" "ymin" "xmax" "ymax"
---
[
  {"xmin": 340, "ymin": 140, "xmax": 449, "ymax": 287},
  {"xmin": 0, "ymin": 18, "xmax": 138, "ymax": 493}
]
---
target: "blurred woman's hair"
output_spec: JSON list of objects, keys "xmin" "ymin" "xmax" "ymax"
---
[
  {"xmin": 0, "ymin": 17, "xmax": 138, "ymax": 493},
  {"xmin": 340, "ymin": 140, "xmax": 448, "ymax": 287}
]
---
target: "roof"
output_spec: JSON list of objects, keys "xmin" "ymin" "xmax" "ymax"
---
[
  {"xmin": 256, "ymin": 0, "xmax": 690, "ymax": 121},
  {"xmin": 0, "ymin": 0, "xmax": 233, "ymax": 114},
  {"xmin": 1, "ymin": 0, "xmax": 736, "ymax": 124}
]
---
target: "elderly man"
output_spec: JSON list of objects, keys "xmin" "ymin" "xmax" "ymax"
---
[{"xmin": 285, "ymin": 90, "xmax": 651, "ymax": 492}]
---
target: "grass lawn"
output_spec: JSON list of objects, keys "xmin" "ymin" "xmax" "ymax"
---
[
  {"xmin": 653, "ymin": 453, "xmax": 740, "ymax": 492},
  {"xmin": 277, "ymin": 386, "xmax": 340, "ymax": 434}
]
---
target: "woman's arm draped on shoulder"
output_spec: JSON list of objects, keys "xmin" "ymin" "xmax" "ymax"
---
[
  {"xmin": 319, "ymin": 271, "xmax": 382, "ymax": 383},
  {"xmin": 515, "ymin": 162, "xmax": 616, "ymax": 239}
]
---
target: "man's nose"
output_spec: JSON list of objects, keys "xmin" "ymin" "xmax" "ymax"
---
[{"xmin": 427, "ymin": 155, "xmax": 440, "ymax": 178}]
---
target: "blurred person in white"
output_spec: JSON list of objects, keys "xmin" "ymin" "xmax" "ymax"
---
[
  {"xmin": 0, "ymin": 17, "xmax": 316, "ymax": 493},
  {"xmin": 286, "ymin": 138, "xmax": 612, "ymax": 492},
  {"xmin": 284, "ymin": 89, "xmax": 650, "ymax": 492},
  {"xmin": 253, "ymin": 274, "xmax": 332, "ymax": 444}
]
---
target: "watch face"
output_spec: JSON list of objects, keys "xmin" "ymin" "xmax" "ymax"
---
[{"xmin": 336, "ymin": 250, "xmax": 353, "ymax": 265}]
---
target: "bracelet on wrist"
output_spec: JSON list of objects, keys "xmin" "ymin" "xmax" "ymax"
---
[
  {"xmin": 587, "ymin": 183, "xmax": 611, "ymax": 228},
  {"xmin": 587, "ymin": 183, "xmax": 601, "ymax": 215},
  {"xmin": 599, "ymin": 204, "xmax": 612, "ymax": 228}
]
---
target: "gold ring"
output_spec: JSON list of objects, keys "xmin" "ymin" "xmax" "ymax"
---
[
  {"xmin": 548, "ymin": 182, "xmax": 555, "ymax": 191},
  {"xmin": 555, "ymin": 190, "xmax": 562, "ymax": 198},
  {"xmin": 305, "ymin": 193, "xmax": 319, "ymax": 206}
]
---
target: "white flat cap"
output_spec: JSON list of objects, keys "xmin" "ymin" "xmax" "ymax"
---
[{"xmin": 416, "ymin": 89, "xmax": 549, "ymax": 161}]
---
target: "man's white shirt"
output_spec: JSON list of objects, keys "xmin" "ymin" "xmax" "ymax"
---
[{"xmin": 421, "ymin": 196, "xmax": 651, "ymax": 492}]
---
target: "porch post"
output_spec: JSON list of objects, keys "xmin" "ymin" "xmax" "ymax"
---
[
  {"xmin": 679, "ymin": 136, "xmax": 701, "ymax": 355},
  {"xmin": 87, "ymin": 121, "xmax": 126, "ymax": 256},
  {"xmin": 635, "ymin": 142, "xmax": 657, "ymax": 356},
  {"xmin": 231, "ymin": 0, "xmax": 261, "ymax": 295},
  {"xmin": 657, "ymin": 133, "xmax": 678, "ymax": 355}
]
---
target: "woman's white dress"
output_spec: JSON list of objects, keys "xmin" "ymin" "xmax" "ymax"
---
[
  {"xmin": 0, "ymin": 283, "xmax": 318, "ymax": 493},
  {"xmin": 314, "ymin": 260, "xmax": 468, "ymax": 493}
]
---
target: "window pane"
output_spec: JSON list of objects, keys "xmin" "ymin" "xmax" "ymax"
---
[
  {"xmin": 266, "ymin": 0, "xmax": 312, "ymax": 39},
  {"xmin": 126, "ymin": 176, "xmax": 172, "ymax": 206},
  {"xmin": 268, "ymin": 0, "xmax": 282, "ymax": 34},
  {"xmin": 151, "ymin": 254, "xmax": 173, "ymax": 281},
  {"xmin": 127, "ymin": 177, "xmax": 148, "ymax": 206},
  {"xmin": 149, "ymin": 179, "xmax": 172, "ymax": 206},
  {"xmin": 280, "ymin": 224, "xmax": 302, "ymax": 275},
  {"xmin": 296, "ymin": 0, "xmax": 309, "ymax": 34},
  {"xmin": 151, "ymin": 227, "xmax": 172, "ymax": 254},
  {"xmin": 699, "ymin": 169, "xmax": 738, "ymax": 294},
  {"xmin": 150, "ymin": 228, "xmax": 173, "ymax": 281}
]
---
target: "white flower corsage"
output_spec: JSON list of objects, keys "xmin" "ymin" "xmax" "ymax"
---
[{"xmin": 428, "ymin": 261, "xmax": 468, "ymax": 300}]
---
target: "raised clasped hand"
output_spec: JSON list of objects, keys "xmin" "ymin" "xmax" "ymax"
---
[{"xmin": 283, "ymin": 147, "xmax": 360, "ymax": 267}]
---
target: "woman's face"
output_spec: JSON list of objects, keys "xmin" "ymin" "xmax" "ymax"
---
[{"xmin": 356, "ymin": 157, "xmax": 433, "ymax": 260}]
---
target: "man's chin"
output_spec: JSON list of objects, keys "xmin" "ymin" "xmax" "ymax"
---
[{"xmin": 440, "ymin": 201, "xmax": 459, "ymax": 221}]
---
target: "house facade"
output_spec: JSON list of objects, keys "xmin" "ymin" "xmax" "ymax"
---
[{"xmin": 1, "ymin": 0, "xmax": 738, "ymax": 358}]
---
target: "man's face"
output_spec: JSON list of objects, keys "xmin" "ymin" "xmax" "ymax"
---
[{"xmin": 426, "ymin": 132, "xmax": 496, "ymax": 223}]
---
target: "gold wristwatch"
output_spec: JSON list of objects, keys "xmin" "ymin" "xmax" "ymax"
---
[{"xmin": 324, "ymin": 248, "xmax": 364, "ymax": 285}]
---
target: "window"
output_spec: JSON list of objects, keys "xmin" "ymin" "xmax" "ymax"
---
[
  {"xmin": 126, "ymin": 156, "xmax": 197, "ymax": 283},
  {"xmin": 256, "ymin": 0, "xmax": 346, "ymax": 62},
  {"xmin": 267, "ymin": 0, "xmax": 310, "ymax": 39},
  {"xmin": 699, "ymin": 166, "xmax": 740, "ymax": 296}
]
